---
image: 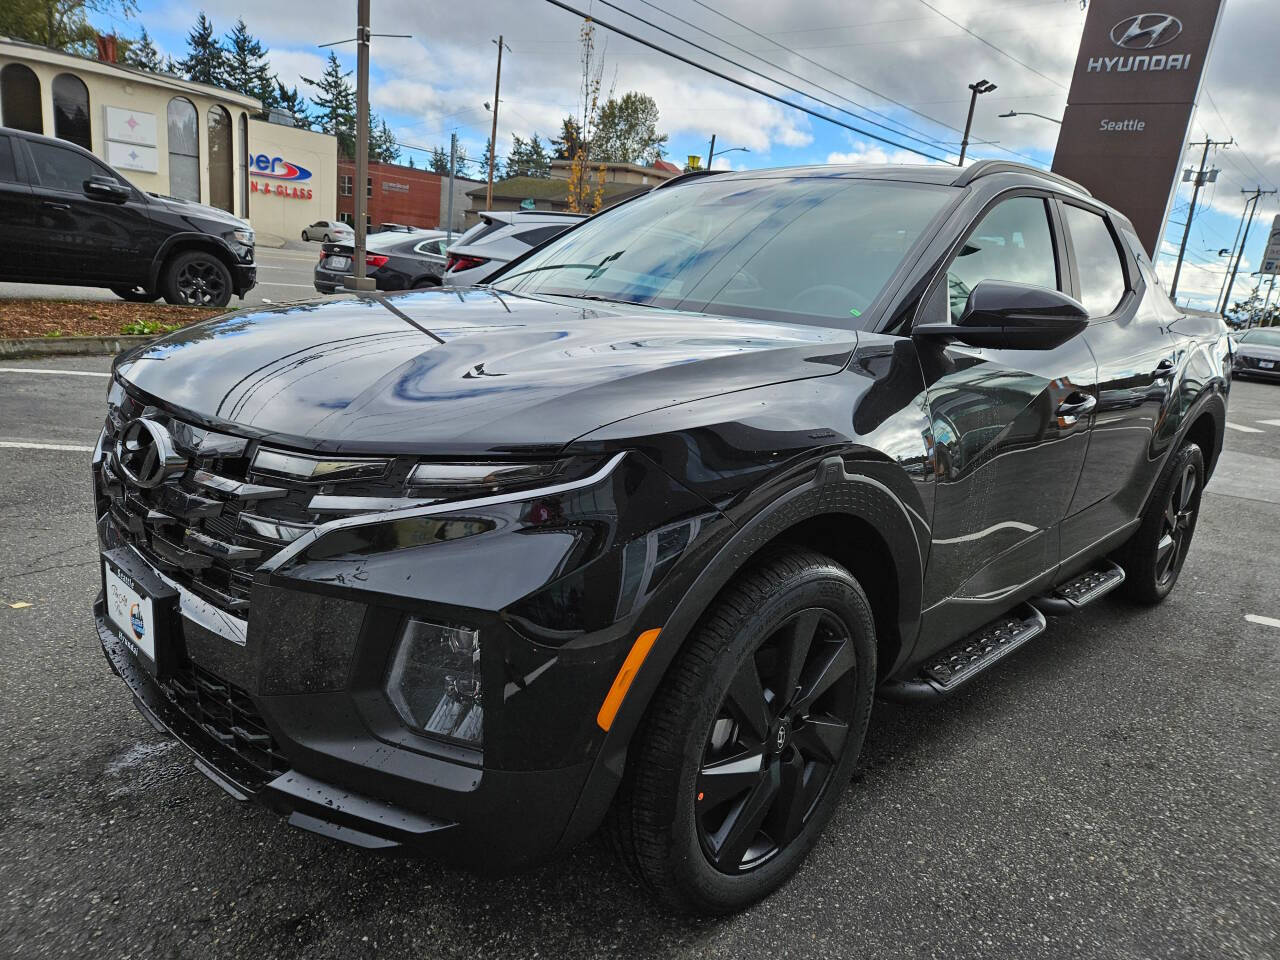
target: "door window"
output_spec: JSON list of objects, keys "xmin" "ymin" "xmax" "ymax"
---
[
  {"xmin": 0, "ymin": 136, "xmax": 17, "ymax": 182},
  {"xmin": 944, "ymin": 196, "xmax": 1058, "ymax": 321},
  {"xmin": 26, "ymin": 140, "xmax": 111, "ymax": 193},
  {"xmin": 1063, "ymin": 205, "xmax": 1127, "ymax": 317}
]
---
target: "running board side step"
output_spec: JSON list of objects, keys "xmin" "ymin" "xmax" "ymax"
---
[
  {"xmin": 879, "ymin": 603, "xmax": 1047, "ymax": 703},
  {"xmin": 1029, "ymin": 560, "xmax": 1125, "ymax": 616}
]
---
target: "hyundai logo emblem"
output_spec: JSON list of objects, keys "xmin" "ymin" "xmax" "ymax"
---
[
  {"xmin": 114, "ymin": 418, "xmax": 186, "ymax": 488},
  {"xmin": 1110, "ymin": 13, "xmax": 1183, "ymax": 50}
]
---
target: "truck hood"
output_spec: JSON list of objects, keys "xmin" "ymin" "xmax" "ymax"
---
[{"xmin": 115, "ymin": 289, "xmax": 856, "ymax": 453}]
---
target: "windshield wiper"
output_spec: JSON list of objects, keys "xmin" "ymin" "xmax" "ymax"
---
[{"xmin": 498, "ymin": 262, "xmax": 599, "ymax": 283}]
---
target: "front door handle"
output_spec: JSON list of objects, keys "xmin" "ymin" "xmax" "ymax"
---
[
  {"xmin": 1153, "ymin": 358, "xmax": 1176, "ymax": 379},
  {"xmin": 43, "ymin": 200, "xmax": 71, "ymax": 211},
  {"xmin": 1056, "ymin": 392, "xmax": 1097, "ymax": 426}
]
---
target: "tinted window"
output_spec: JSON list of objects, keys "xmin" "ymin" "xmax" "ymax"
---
[
  {"xmin": 946, "ymin": 196, "xmax": 1058, "ymax": 321},
  {"xmin": 0, "ymin": 136, "xmax": 16, "ymax": 183},
  {"xmin": 1064, "ymin": 204, "xmax": 1127, "ymax": 317},
  {"xmin": 456, "ymin": 218, "xmax": 511, "ymax": 247},
  {"xmin": 0, "ymin": 64, "xmax": 42, "ymax": 134},
  {"xmin": 496, "ymin": 178, "xmax": 951, "ymax": 325},
  {"xmin": 514, "ymin": 224, "xmax": 570, "ymax": 247},
  {"xmin": 26, "ymin": 140, "xmax": 110, "ymax": 192},
  {"xmin": 52, "ymin": 73, "xmax": 91, "ymax": 149}
]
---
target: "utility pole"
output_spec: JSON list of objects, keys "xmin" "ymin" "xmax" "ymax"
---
[
  {"xmin": 706, "ymin": 133, "xmax": 716, "ymax": 169},
  {"xmin": 445, "ymin": 132, "xmax": 457, "ymax": 242},
  {"xmin": 350, "ymin": 0, "xmax": 374, "ymax": 290},
  {"xmin": 485, "ymin": 36, "xmax": 509, "ymax": 211},
  {"xmin": 1220, "ymin": 186, "xmax": 1276, "ymax": 316},
  {"xmin": 958, "ymin": 79, "xmax": 996, "ymax": 166},
  {"xmin": 1169, "ymin": 137, "xmax": 1229, "ymax": 300}
]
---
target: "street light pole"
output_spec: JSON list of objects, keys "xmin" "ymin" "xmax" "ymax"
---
[
  {"xmin": 958, "ymin": 79, "xmax": 996, "ymax": 167},
  {"xmin": 1169, "ymin": 137, "xmax": 1229, "ymax": 300},
  {"xmin": 486, "ymin": 36, "xmax": 509, "ymax": 211},
  {"xmin": 706, "ymin": 133, "xmax": 715, "ymax": 169},
  {"xmin": 446, "ymin": 132, "xmax": 457, "ymax": 242},
  {"xmin": 998, "ymin": 110, "xmax": 1061, "ymax": 124}
]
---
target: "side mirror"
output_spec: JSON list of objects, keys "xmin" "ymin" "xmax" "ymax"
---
[
  {"xmin": 83, "ymin": 176, "xmax": 130, "ymax": 204},
  {"xmin": 913, "ymin": 279, "xmax": 1089, "ymax": 350}
]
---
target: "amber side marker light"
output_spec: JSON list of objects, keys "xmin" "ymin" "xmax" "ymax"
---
[{"xmin": 596, "ymin": 628, "xmax": 661, "ymax": 732}]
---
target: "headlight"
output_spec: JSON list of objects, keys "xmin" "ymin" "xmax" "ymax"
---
[
  {"xmin": 233, "ymin": 228, "xmax": 255, "ymax": 245},
  {"xmin": 386, "ymin": 618, "xmax": 483, "ymax": 745},
  {"xmin": 406, "ymin": 459, "xmax": 582, "ymax": 498}
]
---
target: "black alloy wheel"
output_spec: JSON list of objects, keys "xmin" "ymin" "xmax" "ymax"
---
[
  {"xmin": 161, "ymin": 251, "xmax": 233, "ymax": 308},
  {"xmin": 696, "ymin": 608, "xmax": 857, "ymax": 873},
  {"xmin": 1116, "ymin": 441, "xmax": 1204, "ymax": 604},
  {"xmin": 606, "ymin": 548, "xmax": 876, "ymax": 914},
  {"xmin": 1156, "ymin": 461, "xmax": 1198, "ymax": 586}
]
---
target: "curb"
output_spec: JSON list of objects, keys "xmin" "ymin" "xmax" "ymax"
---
[{"xmin": 0, "ymin": 335, "xmax": 155, "ymax": 359}]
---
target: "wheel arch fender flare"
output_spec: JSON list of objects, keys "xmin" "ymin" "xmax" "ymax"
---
[
  {"xmin": 1176, "ymin": 386, "xmax": 1226, "ymax": 478},
  {"xmin": 555, "ymin": 455, "xmax": 926, "ymax": 852}
]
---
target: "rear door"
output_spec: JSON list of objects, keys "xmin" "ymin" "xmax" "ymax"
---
[
  {"xmin": 22, "ymin": 137, "xmax": 152, "ymax": 285},
  {"xmin": 1060, "ymin": 203, "xmax": 1184, "ymax": 558},
  {"xmin": 913, "ymin": 191, "xmax": 1099, "ymax": 652}
]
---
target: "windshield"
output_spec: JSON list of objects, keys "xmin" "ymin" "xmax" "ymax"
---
[
  {"xmin": 1239, "ymin": 328, "xmax": 1280, "ymax": 346},
  {"xmin": 492, "ymin": 176, "xmax": 953, "ymax": 327}
]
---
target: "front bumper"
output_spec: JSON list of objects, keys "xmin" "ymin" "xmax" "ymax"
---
[
  {"xmin": 91, "ymin": 423, "xmax": 729, "ymax": 868},
  {"xmin": 232, "ymin": 262, "xmax": 257, "ymax": 297}
]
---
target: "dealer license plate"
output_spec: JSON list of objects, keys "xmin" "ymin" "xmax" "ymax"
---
[
  {"xmin": 1260, "ymin": 360, "xmax": 1275, "ymax": 369},
  {"xmin": 104, "ymin": 561, "xmax": 156, "ymax": 662},
  {"xmin": 324, "ymin": 255, "xmax": 351, "ymax": 271}
]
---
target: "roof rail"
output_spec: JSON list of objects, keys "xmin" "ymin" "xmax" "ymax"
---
[
  {"xmin": 952, "ymin": 159, "xmax": 1092, "ymax": 197},
  {"xmin": 653, "ymin": 168, "xmax": 727, "ymax": 190}
]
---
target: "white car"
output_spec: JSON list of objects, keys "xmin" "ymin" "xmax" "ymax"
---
[
  {"xmin": 442, "ymin": 211, "xmax": 584, "ymax": 287},
  {"xmin": 301, "ymin": 220, "xmax": 354, "ymax": 243}
]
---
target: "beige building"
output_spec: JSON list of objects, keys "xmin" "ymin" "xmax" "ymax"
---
[{"xmin": 0, "ymin": 37, "xmax": 336, "ymax": 241}]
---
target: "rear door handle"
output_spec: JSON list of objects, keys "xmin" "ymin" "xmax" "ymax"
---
[
  {"xmin": 43, "ymin": 200, "xmax": 71, "ymax": 211},
  {"xmin": 1056, "ymin": 392, "xmax": 1097, "ymax": 426},
  {"xmin": 1153, "ymin": 358, "xmax": 1176, "ymax": 378}
]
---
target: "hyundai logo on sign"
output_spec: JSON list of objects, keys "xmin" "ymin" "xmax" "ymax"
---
[
  {"xmin": 1110, "ymin": 13, "xmax": 1183, "ymax": 49},
  {"xmin": 251, "ymin": 153, "xmax": 313, "ymax": 181}
]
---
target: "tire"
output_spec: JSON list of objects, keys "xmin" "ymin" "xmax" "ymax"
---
[
  {"xmin": 160, "ymin": 251, "xmax": 234, "ymax": 308},
  {"xmin": 322, "ymin": 233, "xmax": 331, "ymax": 243},
  {"xmin": 301, "ymin": 230, "xmax": 309, "ymax": 241},
  {"xmin": 606, "ymin": 548, "xmax": 876, "ymax": 915},
  {"xmin": 1114, "ymin": 442, "xmax": 1205, "ymax": 605},
  {"xmin": 110, "ymin": 285, "xmax": 160, "ymax": 303},
  {"xmin": 411, "ymin": 277, "xmax": 439, "ymax": 289}
]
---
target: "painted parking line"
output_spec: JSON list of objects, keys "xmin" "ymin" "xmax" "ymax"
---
[
  {"xmin": 0, "ymin": 367, "xmax": 110, "ymax": 377},
  {"xmin": 1258, "ymin": 419, "xmax": 1280, "ymax": 427},
  {"xmin": 1245, "ymin": 614, "xmax": 1280, "ymax": 629},
  {"xmin": 1224, "ymin": 422, "xmax": 1264, "ymax": 434},
  {"xmin": 0, "ymin": 440, "xmax": 95, "ymax": 452}
]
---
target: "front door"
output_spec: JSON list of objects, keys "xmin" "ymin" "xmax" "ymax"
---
[
  {"xmin": 21, "ymin": 137, "xmax": 152, "ymax": 286},
  {"xmin": 913, "ymin": 193, "xmax": 1098, "ymax": 656},
  {"xmin": 0, "ymin": 133, "xmax": 39, "ymax": 282}
]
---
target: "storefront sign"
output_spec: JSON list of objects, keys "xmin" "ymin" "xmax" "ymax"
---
[
  {"xmin": 1261, "ymin": 216, "xmax": 1280, "ymax": 276},
  {"xmin": 250, "ymin": 153, "xmax": 312, "ymax": 181},
  {"xmin": 249, "ymin": 179, "xmax": 314, "ymax": 199},
  {"xmin": 103, "ymin": 106, "xmax": 158, "ymax": 173},
  {"xmin": 382, "ymin": 181, "xmax": 409, "ymax": 192},
  {"xmin": 1052, "ymin": 1, "xmax": 1226, "ymax": 257}
]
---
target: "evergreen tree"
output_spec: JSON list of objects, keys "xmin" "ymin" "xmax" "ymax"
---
[
  {"xmin": 224, "ymin": 18, "xmax": 275, "ymax": 112},
  {"xmin": 551, "ymin": 117, "xmax": 583, "ymax": 161},
  {"xmin": 479, "ymin": 136, "xmax": 501, "ymax": 180},
  {"xmin": 179, "ymin": 13, "xmax": 227, "ymax": 88},
  {"xmin": 592, "ymin": 92, "xmax": 667, "ymax": 165},
  {"xmin": 370, "ymin": 116, "xmax": 399, "ymax": 164},
  {"xmin": 302, "ymin": 51, "xmax": 356, "ymax": 157},
  {"xmin": 429, "ymin": 144, "xmax": 450, "ymax": 175},
  {"xmin": 275, "ymin": 82, "xmax": 311, "ymax": 128},
  {"xmin": 506, "ymin": 133, "xmax": 551, "ymax": 178},
  {"xmin": 124, "ymin": 26, "xmax": 161, "ymax": 72}
]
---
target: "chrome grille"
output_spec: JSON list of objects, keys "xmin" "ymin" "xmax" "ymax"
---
[{"xmin": 97, "ymin": 387, "xmax": 412, "ymax": 617}]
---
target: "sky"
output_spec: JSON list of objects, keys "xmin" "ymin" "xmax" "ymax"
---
[{"xmin": 90, "ymin": 0, "xmax": 1280, "ymax": 312}]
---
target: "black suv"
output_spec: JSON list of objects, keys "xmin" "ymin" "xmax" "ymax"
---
[
  {"xmin": 91, "ymin": 161, "xmax": 1229, "ymax": 914},
  {"xmin": 0, "ymin": 126, "xmax": 255, "ymax": 307}
]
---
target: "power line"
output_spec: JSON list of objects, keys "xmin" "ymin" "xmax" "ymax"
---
[
  {"xmin": 597, "ymin": 0, "xmax": 958, "ymax": 159},
  {"xmin": 541, "ymin": 0, "xmax": 954, "ymax": 163},
  {"xmin": 683, "ymin": 0, "xmax": 1048, "ymax": 167},
  {"xmin": 909, "ymin": 0, "xmax": 1068, "ymax": 90},
  {"xmin": 1203, "ymin": 90, "xmax": 1275, "ymax": 190}
]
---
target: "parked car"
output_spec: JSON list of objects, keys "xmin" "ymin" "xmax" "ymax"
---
[
  {"xmin": 0, "ymin": 126, "xmax": 255, "ymax": 307},
  {"xmin": 313, "ymin": 229, "xmax": 449, "ymax": 293},
  {"xmin": 301, "ymin": 220, "xmax": 353, "ymax": 243},
  {"xmin": 442, "ymin": 210, "xmax": 584, "ymax": 286},
  {"xmin": 1232, "ymin": 326, "xmax": 1280, "ymax": 380},
  {"xmin": 92, "ymin": 161, "xmax": 1229, "ymax": 915}
]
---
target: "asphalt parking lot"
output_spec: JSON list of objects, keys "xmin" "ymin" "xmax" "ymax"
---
[
  {"xmin": 0, "ymin": 242, "xmax": 324, "ymax": 308},
  {"xmin": 0, "ymin": 360, "xmax": 1277, "ymax": 959}
]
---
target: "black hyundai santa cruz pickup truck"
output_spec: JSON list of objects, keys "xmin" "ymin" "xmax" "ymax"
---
[{"xmin": 93, "ymin": 161, "xmax": 1229, "ymax": 914}]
